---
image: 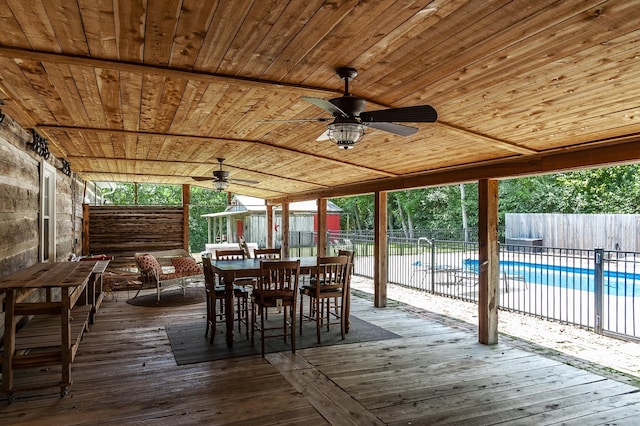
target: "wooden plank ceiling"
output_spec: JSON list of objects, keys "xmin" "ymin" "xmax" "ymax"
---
[{"xmin": 0, "ymin": 0, "xmax": 639, "ymax": 202}]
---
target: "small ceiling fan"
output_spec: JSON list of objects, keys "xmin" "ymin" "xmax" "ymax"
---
[
  {"xmin": 192, "ymin": 158, "xmax": 259, "ymax": 191},
  {"xmin": 263, "ymin": 67, "xmax": 437, "ymax": 149}
]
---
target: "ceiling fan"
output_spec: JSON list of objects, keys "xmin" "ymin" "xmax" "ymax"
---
[
  {"xmin": 265, "ymin": 67, "xmax": 437, "ymax": 149},
  {"xmin": 192, "ymin": 158, "xmax": 259, "ymax": 191}
]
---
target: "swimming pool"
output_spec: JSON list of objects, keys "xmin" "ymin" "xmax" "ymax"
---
[{"xmin": 463, "ymin": 259, "xmax": 640, "ymax": 296}]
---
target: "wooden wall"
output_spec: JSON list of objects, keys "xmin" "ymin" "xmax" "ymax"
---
[
  {"xmin": 0, "ymin": 111, "xmax": 90, "ymax": 336},
  {"xmin": 0, "ymin": 115, "xmax": 39, "ymax": 277},
  {"xmin": 85, "ymin": 205, "xmax": 185, "ymax": 268},
  {"xmin": 505, "ymin": 213, "xmax": 640, "ymax": 251},
  {"xmin": 0, "ymin": 112, "xmax": 90, "ymax": 276}
]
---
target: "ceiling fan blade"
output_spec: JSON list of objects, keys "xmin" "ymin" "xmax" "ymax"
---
[
  {"xmin": 316, "ymin": 129, "xmax": 330, "ymax": 141},
  {"xmin": 302, "ymin": 96, "xmax": 347, "ymax": 117},
  {"xmin": 257, "ymin": 117, "xmax": 331, "ymax": 123},
  {"xmin": 192, "ymin": 176, "xmax": 212, "ymax": 181},
  {"xmin": 229, "ymin": 178, "xmax": 259, "ymax": 185},
  {"xmin": 360, "ymin": 105, "xmax": 437, "ymax": 123},
  {"xmin": 367, "ymin": 122, "xmax": 418, "ymax": 136}
]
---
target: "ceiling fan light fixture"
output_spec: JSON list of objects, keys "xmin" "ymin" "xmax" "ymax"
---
[
  {"xmin": 327, "ymin": 121, "xmax": 366, "ymax": 149},
  {"xmin": 214, "ymin": 179, "xmax": 229, "ymax": 191}
]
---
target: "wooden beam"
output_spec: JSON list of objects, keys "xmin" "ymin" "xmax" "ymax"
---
[
  {"xmin": 270, "ymin": 133, "xmax": 640, "ymax": 204},
  {"xmin": 317, "ymin": 198, "xmax": 327, "ymax": 257},
  {"xmin": 437, "ymin": 121, "xmax": 537, "ymax": 155},
  {"xmin": 38, "ymin": 125, "xmax": 397, "ymax": 179},
  {"xmin": 478, "ymin": 179, "xmax": 499, "ymax": 345},
  {"xmin": 0, "ymin": 46, "xmax": 343, "ymax": 98},
  {"xmin": 374, "ymin": 191, "xmax": 388, "ymax": 308},
  {"xmin": 82, "ymin": 203, "xmax": 89, "ymax": 256}
]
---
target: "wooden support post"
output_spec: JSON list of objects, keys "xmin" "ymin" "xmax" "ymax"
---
[
  {"xmin": 317, "ymin": 198, "xmax": 327, "ymax": 256},
  {"xmin": 478, "ymin": 179, "xmax": 499, "ymax": 345},
  {"xmin": 374, "ymin": 191, "xmax": 388, "ymax": 307},
  {"xmin": 266, "ymin": 204, "xmax": 274, "ymax": 248},
  {"xmin": 82, "ymin": 203, "xmax": 89, "ymax": 255},
  {"xmin": 182, "ymin": 185, "xmax": 190, "ymax": 252},
  {"xmin": 282, "ymin": 202, "xmax": 290, "ymax": 257}
]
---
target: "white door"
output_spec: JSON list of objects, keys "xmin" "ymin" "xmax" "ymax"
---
[{"xmin": 40, "ymin": 160, "xmax": 56, "ymax": 262}]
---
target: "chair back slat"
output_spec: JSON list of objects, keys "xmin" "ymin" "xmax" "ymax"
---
[
  {"xmin": 216, "ymin": 249, "xmax": 246, "ymax": 260},
  {"xmin": 254, "ymin": 248, "xmax": 282, "ymax": 259},
  {"xmin": 259, "ymin": 260, "xmax": 300, "ymax": 292},
  {"xmin": 316, "ymin": 256, "xmax": 350, "ymax": 291}
]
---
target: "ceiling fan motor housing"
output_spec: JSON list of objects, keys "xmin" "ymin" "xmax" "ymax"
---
[
  {"xmin": 213, "ymin": 170, "xmax": 229, "ymax": 180},
  {"xmin": 329, "ymin": 96, "xmax": 366, "ymax": 118}
]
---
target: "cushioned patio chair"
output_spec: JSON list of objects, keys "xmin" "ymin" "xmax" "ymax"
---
[{"xmin": 134, "ymin": 250, "xmax": 203, "ymax": 301}]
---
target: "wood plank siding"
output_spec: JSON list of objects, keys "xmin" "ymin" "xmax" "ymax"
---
[
  {"xmin": 0, "ymin": 290, "xmax": 638, "ymax": 424},
  {"xmin": 85, "ymin": 205, "xmax": 186, "ymax": 268}
]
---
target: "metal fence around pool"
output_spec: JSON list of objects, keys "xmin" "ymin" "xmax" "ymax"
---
[{"xmin": 314, "ymin": 231, "xmax": 640, "ymax": 342}]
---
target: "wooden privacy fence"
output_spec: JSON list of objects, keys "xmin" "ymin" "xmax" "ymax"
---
[
  {"xmin": 83, "ymin": 205, "xmax": 186, "ymax": 268},
  {"xmin": 506, "ymin": 213, "xmax": 640, "ymax": 251}
]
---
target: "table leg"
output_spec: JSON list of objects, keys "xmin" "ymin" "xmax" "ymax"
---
[
  {"xmin": 345, "ymin": 281, "xmax": 351, "ymax": 333},
  {"xmin": 88, "ymin": 272, "xmax": 97, "ymax": 324},
  {"xmin": 61, "ymin": 287, "xmax": 72, "ymax": 395},
  {"xmin": 224, "ymin": 275, "xmax": 234, "ymax": 347},
  {"xmin": 2, "ymin": 289, "xmax": 16, "ymax": 400}
]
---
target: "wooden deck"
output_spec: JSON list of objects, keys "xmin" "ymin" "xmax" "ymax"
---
[{"xmin": 1, "ymin": 288, "xmax": 639, "ymax": 425}]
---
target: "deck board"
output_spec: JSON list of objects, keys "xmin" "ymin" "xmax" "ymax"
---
[{"xmin": 1, "ymin": 289, "xmax": 638, "ymax": 425}]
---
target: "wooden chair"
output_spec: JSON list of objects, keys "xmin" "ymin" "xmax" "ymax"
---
[
  {"xmin": 299, "ymin": 256, "xmax": 351, "ymax": 344},
  {"xmin": 254, "ymin": 248, "xmax": 282, "ymax": 259},
  {"xmin": 202, "ymin": 256, "xmax": 225, "ymax": 341},
  {"xmin": 215, "ymin": 248, "xmax": 254, "ymax": 333},
  {"xmin": 337, "ymin": 249, "xmax": 354, "ymax": 332},
  {"xmin": 338, "ymin": 249, "xmax": 354, "ymax": 270},
  {"xmin": 202, "ymin": 256, "xmax": 250, "ymax": 342},
  {"xmin": 251, "ymin": 259, "xmax": 300, "ymax": 357},
  {"xmin": 253, "ymin": 248, "xmax": 282, "ymax": 320}
]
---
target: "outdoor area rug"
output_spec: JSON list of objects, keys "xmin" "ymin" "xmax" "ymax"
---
[
  {"xmin": 166, "ymin": 314, "xmax": 401, "ymax": 365},
  {"xmin": 127, "ymin": 287, "xmax": 206, "ymax": 307}
]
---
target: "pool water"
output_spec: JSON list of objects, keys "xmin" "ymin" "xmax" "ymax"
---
[{"xmin": 462, "ymin": 259, "xmax": 640, "ymax": 296}]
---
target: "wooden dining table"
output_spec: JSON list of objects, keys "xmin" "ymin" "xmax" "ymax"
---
[{"xmin": 209, "ymin": 256, "xmax": 319, "ymax": 348}]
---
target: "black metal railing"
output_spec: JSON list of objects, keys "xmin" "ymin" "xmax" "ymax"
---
[{"xmin": 289, "ymin": 230, "xmax": 640, "ymax": 341}]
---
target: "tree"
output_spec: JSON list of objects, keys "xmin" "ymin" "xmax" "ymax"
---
[
  {"xmin": 554, "ymin": 165, "xmax": 640, "ymax": 213},
  {"xmin": 103, "ymin": 183, "xmax": 182, "ymax": 205},
  {"xmin": 332, "ymin": 194, "xmax": 374, "ymax": 232},
  {"xmin": 189, "ymin": 187, "xmax": 229, "ymax": 252}
]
